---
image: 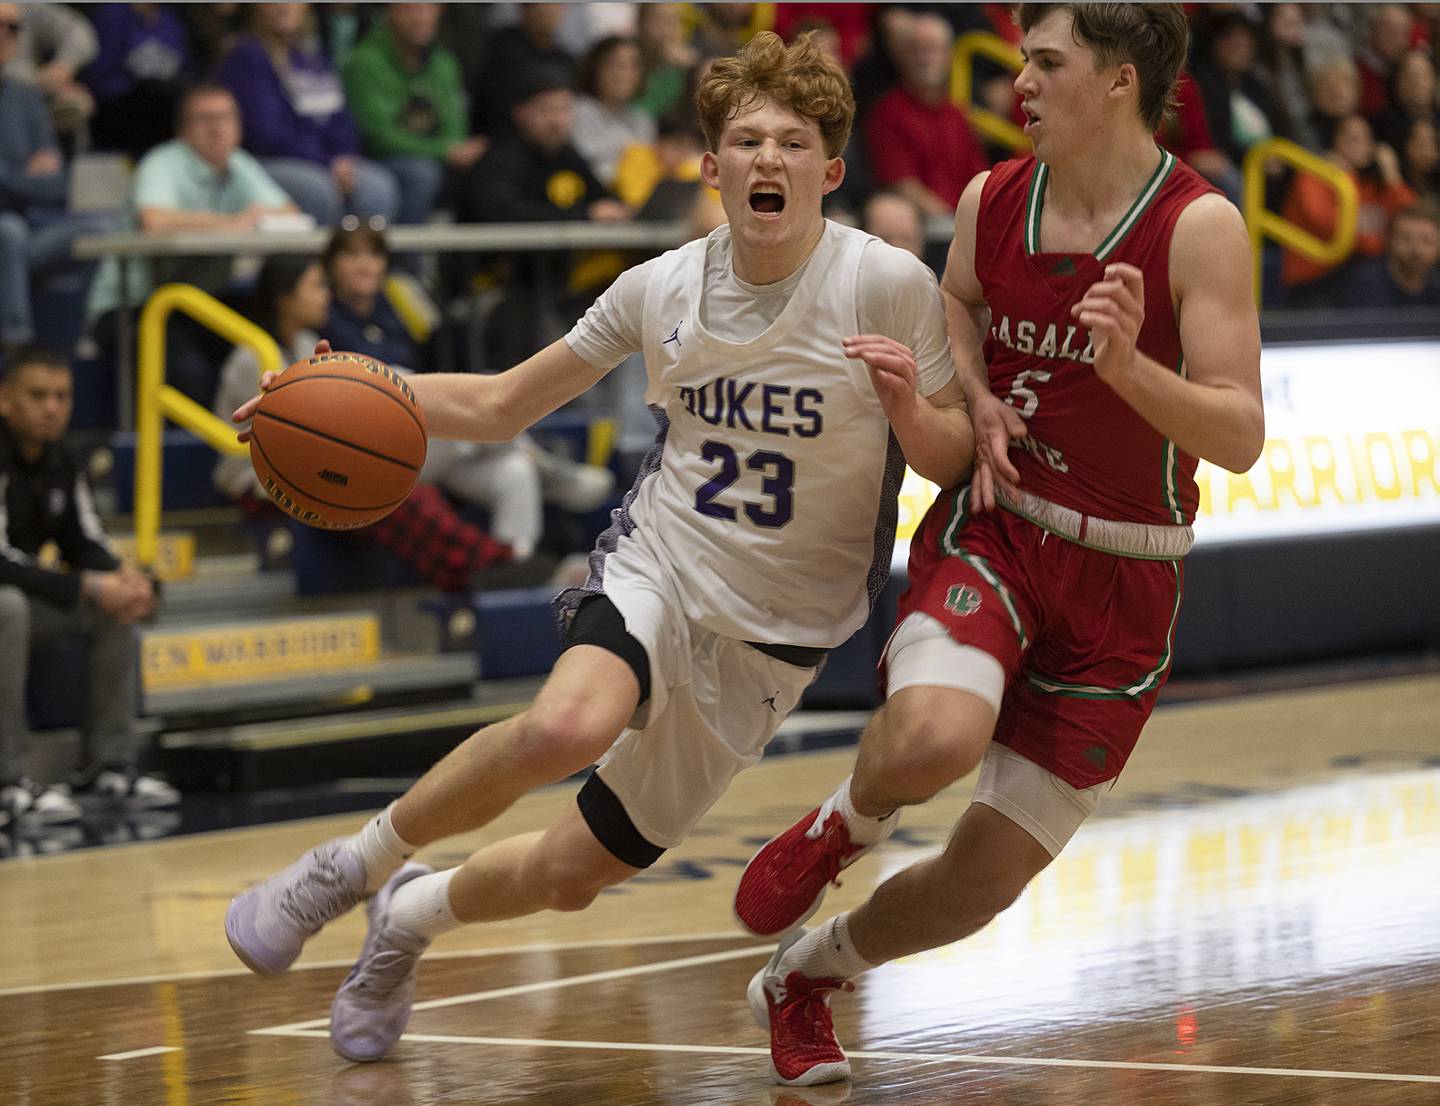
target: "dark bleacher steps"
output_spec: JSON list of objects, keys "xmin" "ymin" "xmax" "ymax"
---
[
  {"xmin": 157, "ymin": 676, "xmax": 541, "ymax": 792},
  {"xmin": 129, "ymin": 541, "xmax": 504, "ymax": 790}
]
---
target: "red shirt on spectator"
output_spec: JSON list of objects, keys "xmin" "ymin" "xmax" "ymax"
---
[
  {"xmin": 1357, "ymin": 57, "xmax": 1392, "ymax": 122},
  {"xmin": 1281, "ymin": 171, "xmax": 1416, "ymax": 286},
  {"xmin": 773, "ymin": 4, "xmax": 875, "ymax": 68},
  {"xmin": 1160, "ymin": 71, "xmax": 1221, "ymax": 165},
  {"xmin": 867, "ymin": 87, "xmax": 989, "ymax": 210},
  {"xmin": 981, "ymin": 3, "xmax": 1022, "ymax": 43}
]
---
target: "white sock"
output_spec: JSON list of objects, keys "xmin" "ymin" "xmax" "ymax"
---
[
  {"xmin": 821, "ymin": 776, "xmax": 893, "ymax": 846},
  {"xmin": 387, "ymin": 867, "xmax": 464, "ymax": 939},
  {"xmin": 347, "ymin": 803, "xmax": 418, "ymax": 893},
  {"xmin": 781, "ymin": 913, "xmax": 878, "ymax": 982}
]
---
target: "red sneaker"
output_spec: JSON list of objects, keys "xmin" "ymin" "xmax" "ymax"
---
[
  {"xmin": 748, "ymin": 930, "xmax": 854, "ymax": 1086},
  {"xmin": 734, "ymin": 804, "xmax": 896, "ymax": 937}
]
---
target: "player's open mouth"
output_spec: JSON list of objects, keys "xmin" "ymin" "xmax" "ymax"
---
[
  {"xmin": 1022, "ymin": 105, "xmax": 1040, "ymax": 133},
  {"xmin": 749, "ymin": 186, "xmax": 785, "ymax": 216}
]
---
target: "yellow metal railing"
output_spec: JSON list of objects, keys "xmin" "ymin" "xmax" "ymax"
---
[
  {"xmin": 1243, "ymin": 137, "xmax": 1358, "ymax": 304},
  {"xmin": 950, "ymin": 31, "xmax": 1029, "ymax": 153},
  {"xmin": 134, "ymin": 284, "xmax": 282, "ymax": 566}
]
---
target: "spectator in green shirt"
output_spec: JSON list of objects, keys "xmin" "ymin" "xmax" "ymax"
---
[
  {"xmin": 341, "ymin": 3, "xmax": 487, "ymax": 224},
  {"xmin": 635, "ymin": 2, "xmax": 697, "ymax": 122}
]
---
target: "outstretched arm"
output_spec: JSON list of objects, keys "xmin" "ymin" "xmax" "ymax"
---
[
  {"xmin": 402, "ymin": 339, "xmax": 614, "ymax": 441},
  {"xmin": 234, "ymin": 338, "xmax": 613, "ymax": 443},
  {"xmin": 1072, "ymin": 193, "xmax": 1264, "ymax": 473}
]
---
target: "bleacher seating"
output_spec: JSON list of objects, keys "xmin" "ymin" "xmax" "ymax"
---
[{"xmin": 109, "ymin": 430, "xmax": 230, "ymax": 513}]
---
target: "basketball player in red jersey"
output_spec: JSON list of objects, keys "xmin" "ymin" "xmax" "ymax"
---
[{"xmin": 733, "ymin": 4, "xmax": 1264, "ymax": 1086}]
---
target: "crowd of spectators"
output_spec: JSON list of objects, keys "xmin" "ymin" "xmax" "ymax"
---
[
  {"xmin": 5, "ymin": 0, "xmax": 1440, "ymax": 423},
  {"xmin": 3, "ymin": 1, "xmax": 1436, "ymax": 384}
]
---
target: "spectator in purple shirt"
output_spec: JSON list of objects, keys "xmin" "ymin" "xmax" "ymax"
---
[
  {"xmin": 81, "ymin": 3, "xmax": 193, "ymax": 159},
  {"xmin": 215, "ymin": 2, "xmax": 398, "ymax": 227}
]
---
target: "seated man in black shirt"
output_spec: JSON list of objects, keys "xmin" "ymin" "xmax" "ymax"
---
[
  {"xmin": 0, "ymin": 345, "xmax": 177, "ymax": 828},
  {"xmin": 461, "ymin": 65, "xmax": 631, "ymax": 364}
]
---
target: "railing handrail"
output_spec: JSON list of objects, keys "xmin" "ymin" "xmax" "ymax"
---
[
  {"xmin": 1242, "ymin": 136, "xmax": 1359, "ymax": 304},
  {"xmin": 135, "ymin": 284, "xmax": 282, "ymax": 566},
  {"xmin": 950, "ymin": 30, "xmax": 1030, "ymax": 154},
  {"xmin": 73, "ymin": 219, "xmax": 695, "ymax": 261}
]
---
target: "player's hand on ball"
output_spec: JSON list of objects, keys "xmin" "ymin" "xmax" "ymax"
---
[
  {"xmin": 970, "ymin": 391, "xmax": 1026, "ymax": 512},
  {"xmin": 233, "ymin": 339, "xmax": 335, "ymax": 442},
  {"xmin": 845, "ymin": 334, "xmax": 921, "ymax": 424},
  {"xmin": 1072, "ymin": 263, "xmax": 1144, "ymax": 388}
]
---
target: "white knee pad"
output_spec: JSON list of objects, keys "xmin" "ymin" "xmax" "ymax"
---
[
  {"xmin": 971, "ymin": 743, "xmax": 1112, "ymax": 857},
  {"xmin": 885, "ymin": 612, "xmax": 1006, "ymax": 712}
]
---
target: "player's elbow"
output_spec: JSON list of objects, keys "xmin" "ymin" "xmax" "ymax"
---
[
  {"xmin": 915, "ymin": 455, "xmax": 973, "ymax": 490},
  {"xmin": 917, "ymin": 422, "xmax": 976, "ymax": 489},
  {"xmin": 1218, "ymin": 403, "xmax": 1266, "ymax": 473},
  {"xmin": 472, "ymin": 381, "xmax": 525, "ymax": 443},
  {"xmin": 484, "ymin": 401, "xmax": 525, "ymax": 443}
]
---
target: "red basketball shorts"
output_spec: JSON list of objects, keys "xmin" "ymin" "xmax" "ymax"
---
[{"xmin": 895, "ymin": 486, "xmax": 1185, "ymax": 790}]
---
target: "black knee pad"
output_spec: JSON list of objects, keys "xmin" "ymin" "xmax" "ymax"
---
[{"xmin": 562, "ymin": 594, "xmax": 651, "ymax": 706}]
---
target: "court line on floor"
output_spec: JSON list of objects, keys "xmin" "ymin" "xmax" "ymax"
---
[
  {"xmin": 0, "ymin": 931, "xmax": 754, "ymax": 998},
  {"xmin": 252, "ymin": 944, "xmax": 776, "ymax": 1034},
  {"xmin": 259, "ymin": 1030, "xmax": 1440, "ymax": 1085},
  {"xmin": 97, "ymin": 1046, "xmax": 180, "ymax": 1062}
]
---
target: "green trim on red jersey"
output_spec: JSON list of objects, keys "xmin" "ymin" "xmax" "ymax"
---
[
  {"xmin": 1022, "ymin": 562, "xmax": 1182, "ymax": 698},
  {"xmin": 1163, "ymin": 353, "xmax": 1187, "ymax": 524},
  {"xmin": 940, "ymin": 487, "xmax": 1030, "ymax": 650},
  {"xmin": 1023, "ymin": 148, "xmax": 1177, "ymax": 260}
]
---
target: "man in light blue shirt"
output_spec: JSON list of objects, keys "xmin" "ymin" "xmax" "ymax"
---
[
  {"xmin": 85, "ymin": 83, "xmax": 296, "ymax": 323},
  {"xmin": 84, "ymin": 83, "xmax": 296, "ymax": 403}
]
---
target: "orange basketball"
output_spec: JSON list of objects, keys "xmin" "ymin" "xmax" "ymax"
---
[{"xmin": 248, "ymin": 351, "xmax": 427, "ymax": 530}]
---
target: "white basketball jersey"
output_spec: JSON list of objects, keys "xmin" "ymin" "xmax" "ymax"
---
[{"xmin": 610, "ymin": 221, "xmax": 905, "ymax": 647}]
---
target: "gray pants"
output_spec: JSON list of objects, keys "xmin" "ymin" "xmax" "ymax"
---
[{"xmin": 0, "ymin": 585, "xmax": 138, "ymax": 782}]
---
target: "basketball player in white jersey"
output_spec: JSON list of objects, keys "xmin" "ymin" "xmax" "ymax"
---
[{"xmin": 223, "ymin": 32, "xmax": 973, "ymax": 1064}]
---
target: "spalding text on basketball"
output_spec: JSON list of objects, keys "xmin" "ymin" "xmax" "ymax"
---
[
  {"xmin": 262, "ymin": 474, "xmax": 369, "ymax": 530},
  {"xmin": 309, "ymin": 352, "xmax": 418, "ymax": 406}
]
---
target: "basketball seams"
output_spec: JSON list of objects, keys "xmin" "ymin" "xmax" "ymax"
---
[
  {"xmin": 249, "ymin": 353, "xmax": 425, "ymax": 528},
  {"xmin": 262, "ymin": 373, "xmax": 427, "ymax": 440},
  {"xmin": 250, "ymin": 433, "xmax": 410, "ymax": 516},
  {"xmin": 252, "ymin": 408, "xmax": 423, "ymax": 472}
]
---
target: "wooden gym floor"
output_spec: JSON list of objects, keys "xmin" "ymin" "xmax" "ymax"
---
[{"xmin": 2, "ymin": 672, "xmax": 1438, "ymax": 1105}]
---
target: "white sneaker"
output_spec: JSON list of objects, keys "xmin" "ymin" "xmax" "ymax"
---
[
  {"xmin": 0, "ymin": 779, "xmax": 83, "ymax": 825},
  {"xmin": 527, "ymin": 443, "xmax": 616, "ymax": 513},
  {"xmin": 73, "ymin": 770, "xmax": 180, "ymax": 810},
  {"xmin": 547, "ymin": 552, "xmax": 593, "ymax": 589}
]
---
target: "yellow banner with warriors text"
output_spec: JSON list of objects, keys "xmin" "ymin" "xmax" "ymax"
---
[{"xmin": 141, "ymin": 616, "xmax": 380, "ymax": 690}]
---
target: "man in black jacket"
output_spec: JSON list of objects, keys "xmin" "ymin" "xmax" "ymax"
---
[
  {"xmin": 0, "ymin": 344, "xmax": 177, "ymax": 826},
  {"xmin": 462, "ymin": 65, "xmax": 632, "ymax": 364}
]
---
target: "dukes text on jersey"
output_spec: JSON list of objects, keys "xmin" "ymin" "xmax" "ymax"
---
[{"xmin": 676, "ymin": 377, "xmax": 825, "ymax": 438}]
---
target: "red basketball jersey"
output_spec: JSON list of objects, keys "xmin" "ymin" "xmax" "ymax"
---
[{"xmin": 975, "ymin": 150, "xmax": 1218, "ymax": 525}]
